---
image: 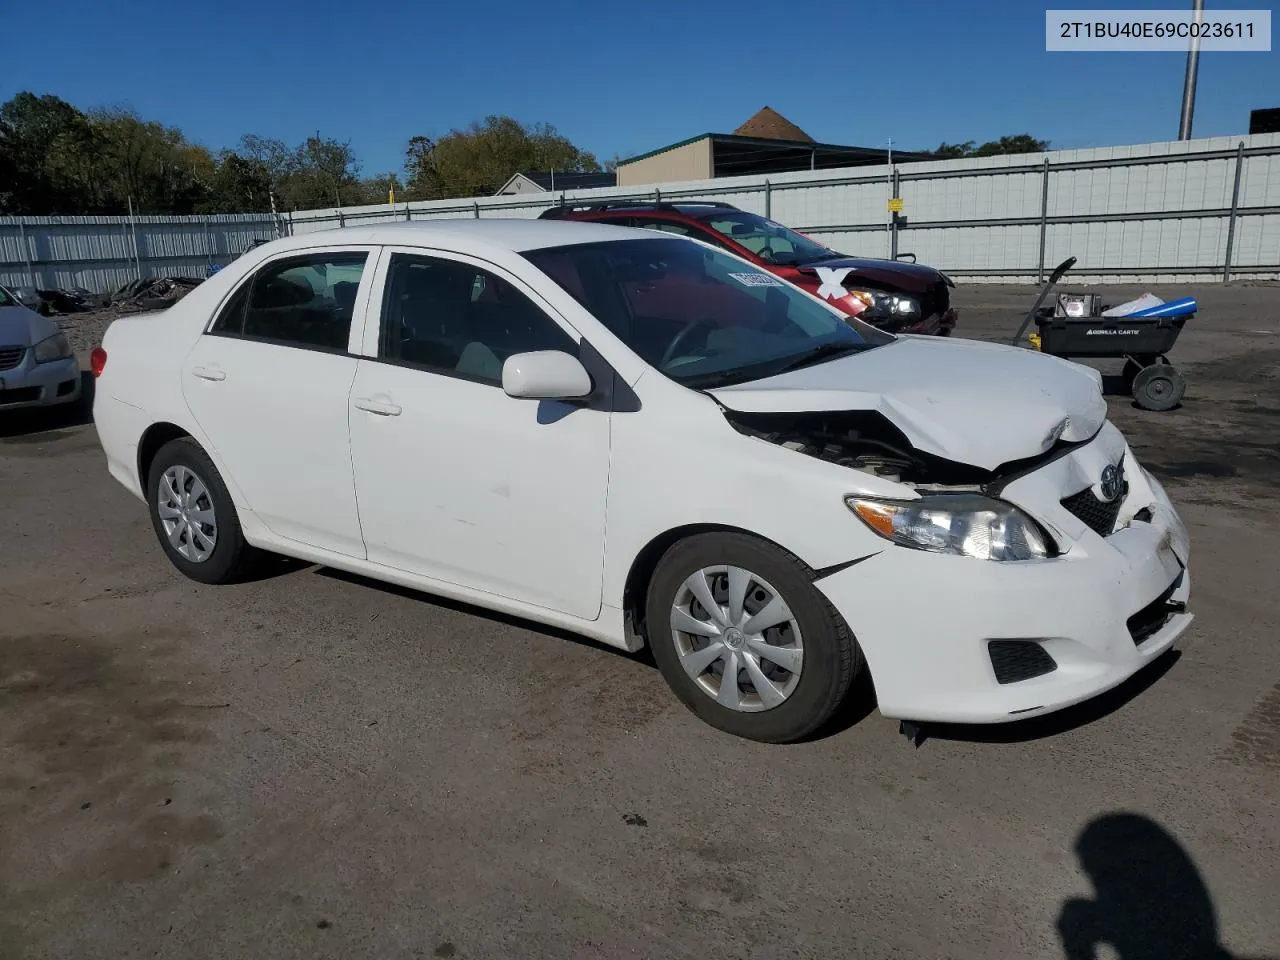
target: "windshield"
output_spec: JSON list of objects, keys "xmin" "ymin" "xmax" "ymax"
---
[
  {"xmin": 702, "ymin": 211, "xmax": 835, "ymax": 266},
  {"xmin": 524, "ymin": 237, "xmax": 893, "ymax": 388},
  {"xmin": 0, "ymin": 286, "xmax": 15, "ymax": 308}
]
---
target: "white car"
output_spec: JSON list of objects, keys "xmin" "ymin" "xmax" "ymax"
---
[
  {"xmin": 0, "ymin": 283, "xmax": 81, "ymax": 411},
  {"xmin": 91, "ymin": 220, "xmax": 1192, "ymax": 743}
]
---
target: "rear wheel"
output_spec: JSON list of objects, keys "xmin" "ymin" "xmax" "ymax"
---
[
  {"xmin": 146, "ymin": 437, "xmax": 260, "ymax": 584},
  {"xmin": 645, "ymin": 533, "xmax": 861, "ymax": 743}
]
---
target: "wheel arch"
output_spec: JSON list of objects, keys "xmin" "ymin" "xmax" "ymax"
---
[
  {"xmin": 621, "ymin": 523, "xmax": 817, "ymax": 649},
  {"xmin": 137, "ymin": 422, "xmax": 194, "ymax": 493}
]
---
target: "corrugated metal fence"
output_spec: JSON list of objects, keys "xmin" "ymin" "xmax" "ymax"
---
[
  {"xmin": 286, "ymin": 132, "xmax": 1280, "ymax": 285},
  {"xmin": 0, "ymin": 213, "xmax": 285, "ymax": 294},
  {"xmin": 4, "ymin": 132, "xmax": 1279, "ymax": 292}
]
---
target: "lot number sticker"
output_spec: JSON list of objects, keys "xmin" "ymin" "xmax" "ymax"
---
[{"xmin": 729, "ymin": 272, "xmax": 786, "ymax": 287}]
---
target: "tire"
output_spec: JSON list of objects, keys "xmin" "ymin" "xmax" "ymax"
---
[
  {"xmin": 146, "ymin": 437, "xmax": 260, "ymax": 584},
  {"xmin": 1132, "ymin": 363, "xmax": 1185, "ymax": 412},
  {"xmin": 645, "ymin": 532, "xmax": 861, "ymax": 743}
]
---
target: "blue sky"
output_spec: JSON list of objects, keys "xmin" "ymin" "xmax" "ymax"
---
[{"xmin": 3, "ymin": 0, "xmax": 1275, "ymax": 175}]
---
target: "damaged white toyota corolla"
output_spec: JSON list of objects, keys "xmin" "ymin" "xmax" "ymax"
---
[{"xmin": 92, "ymin": 220, "xmax": 1192, "ymax": 743}]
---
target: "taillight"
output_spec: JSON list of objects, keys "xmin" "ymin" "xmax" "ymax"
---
[{"xmin": 90, "ymin": 346, "xmax": 108, "ymax": 378}]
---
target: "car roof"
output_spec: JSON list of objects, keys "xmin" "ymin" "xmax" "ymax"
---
[
  {"xmin": 554, "ymin": 202, "xmax": 747, "ymax": 221},
  {"xmin": 267, "ymin": 218, "xmax": 659, "ymax": 257}
]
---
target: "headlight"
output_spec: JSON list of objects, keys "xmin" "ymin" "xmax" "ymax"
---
[
  {"xmin": 846, "ymin": 289, "xmax": 921, "ymax": 320},
  {"xmin": 845, "ymin": 494, "xmax": 1053, "ymax": 561},
  {"xmin": 32, "ymin": 332, "xmax": 72, "ymax": 363}
]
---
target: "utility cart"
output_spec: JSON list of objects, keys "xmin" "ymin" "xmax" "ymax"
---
[{"xmin": 1011, "ymin": 256, "xmax": 1196, "ymax": 412}]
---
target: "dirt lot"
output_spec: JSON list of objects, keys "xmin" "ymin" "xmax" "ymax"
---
[{"xmin": 2, "ymin": 282, "xmax": 1278, "ymax": 960}]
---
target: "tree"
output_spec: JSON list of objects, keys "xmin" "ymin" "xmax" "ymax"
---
[
  {"xmin": 0, "ymin": 92, "xmax": 98, "ymax": 213},
  {"xmin": 357, "ymin": 172, "xmax": 403, "ymax": 206},
  {"xmin": 933, "ymin": 134, "xmax": 1049, "ymax": 159},
  {"xmin": 202, "ymin": 151, "xmax": 275, "ymax": 213},
  {"xmin": 89, "ymin": 107, "xmax": 215, "ymax": 214},
  {"xmin": 404, "ymin": 116, "xmax": 599, "ymax": 199}
]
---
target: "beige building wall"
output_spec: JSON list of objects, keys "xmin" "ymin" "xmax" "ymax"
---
[{"xmin": 616, "ymin": 138, "xmax": 713, "ymax": 187}]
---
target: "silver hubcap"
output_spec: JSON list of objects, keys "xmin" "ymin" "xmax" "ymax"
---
[
  {"xmin": 669, "ymin": 565, "xmax": 804, "ymax": 713},
  {"xmin": 157, "ymin": 465, "xmax": 218, "ymax": 563}
]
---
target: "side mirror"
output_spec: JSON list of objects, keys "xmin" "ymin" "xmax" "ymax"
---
[{"xmin": 502, "ymin": 350, "xmax": 592, "ymax": 400}]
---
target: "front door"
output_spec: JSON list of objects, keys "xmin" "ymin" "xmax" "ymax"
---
[
  {"xmin": 181, "ymin": 247, "xmax": 376, "ymax": 558},
  {"xmin": 347, "ymin": 249, "xmax": 610, "ymax": 620}
]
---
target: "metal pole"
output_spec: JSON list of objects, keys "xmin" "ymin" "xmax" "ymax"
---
[
  {"xmin": 764, "ymin": 179, "xmax": 772, "ymax": 219},
  {"xmin": 890, "ymin": 166, "xmax": 900, "ymax": 260},
  {"xmin": 127, "ymin": 195, "xmax": 142, "ymax": 281},
  {"xmin": 1223, "ymin": 141, "xmax": 1246, "ymax": 281},
  {"xmin": 204, "ymin": 215, "xmax": 213, "ymax": 267},
  {"xmin": 1037, "ymin": 157, "xmax": 1051, "ymax": 283},
  {"xmin": 18, "ymin": 218, "xmax": 36, "ymax": 290},
  {"xmin": 1178, "ymin": 0, "xmax": 1205, "ymax": 140},
  {"xmin": 473, "ymin": 201, "xmax": 480, "ymax": 219}
]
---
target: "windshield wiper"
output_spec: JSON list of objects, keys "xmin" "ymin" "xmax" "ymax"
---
[{"xmin": 771, "ymin": 342, "xmax": 870, "ymax": 374}]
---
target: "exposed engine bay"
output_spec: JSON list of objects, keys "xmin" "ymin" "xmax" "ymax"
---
[{"xmin": 721, "ymin": 408, "xmax": 1084, "ymax": 491}]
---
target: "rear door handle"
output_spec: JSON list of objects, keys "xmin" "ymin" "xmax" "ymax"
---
[
  {"xmin": 190, "ymin": 365, "xmax": 226, "ymax": 382},
  {"xmin": 353, "ymin": 397, "xmax": 402, "ymax": 417}
]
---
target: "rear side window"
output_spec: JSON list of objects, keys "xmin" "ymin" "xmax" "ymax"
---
[{"xmin": 210, "ymin": 252, "xmax": 368, "ymax": 351}]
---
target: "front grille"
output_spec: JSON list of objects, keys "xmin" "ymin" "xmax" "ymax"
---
[
  {"xmin": 1061, "ymin": 467, "xmax": 1129, "ymax": 536},
  {"xmin": 0, "ymin": 345, "xmax": 25, "ymax": 371},
  {"xmin": 918, "ymin": 278, "xmax": 950, "ymax": 320},
  {"xmin": 0, "ymin": 386, "xmax": 40, "ymax": 405},
  {"xmin": 989, "ymin": 640, "xmax": 1058, "ymax": 684},
  {"xmin": 1127, "ymin": 572, "xmax": 1186, "ymax": 646}
]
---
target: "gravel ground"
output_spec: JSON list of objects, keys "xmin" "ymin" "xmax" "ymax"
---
[{"xmin": 2, "ymin": 281, "xmax": 1278, "ymax": 960}]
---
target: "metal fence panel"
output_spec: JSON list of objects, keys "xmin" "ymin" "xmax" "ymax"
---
[
  {"xmin": 0, "ymin": 213, "xmax": 283, "ymax": 293},
  {"xmin": 6, "ymin": 133, "xmax": 1280, "ymax": 291}
]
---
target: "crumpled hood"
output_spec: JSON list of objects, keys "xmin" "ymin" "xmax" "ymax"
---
[
  {"xmin": 796, "ymin": 256, "xmax": 946, "ymax": 294},
  {"xmin": 0, "ymin": 303, "xmax": 56, "ymax": 346},
  {"xmin": 708, "ymin": 336, "xmax": 1108, "ymax": 471}
]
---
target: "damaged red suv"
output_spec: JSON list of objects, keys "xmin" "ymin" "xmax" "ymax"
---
[{"xmin": 539, "ymin": 201, "xmax": 957, "ymax": 336}]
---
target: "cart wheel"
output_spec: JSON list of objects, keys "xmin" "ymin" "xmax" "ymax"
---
[{"xmin": 1132, "ymin": 363, "xmax": 1185, "ymax": 412}]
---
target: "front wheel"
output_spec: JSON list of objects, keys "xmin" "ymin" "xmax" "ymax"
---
[{"xmin": 645, "ymin": 533, "xmax": 862, "ymax": 743}]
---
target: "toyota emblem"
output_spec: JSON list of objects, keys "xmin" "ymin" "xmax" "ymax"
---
[{"xmin": 1099, "ymin": 463, "xmax": 1123, "ymax": 502}]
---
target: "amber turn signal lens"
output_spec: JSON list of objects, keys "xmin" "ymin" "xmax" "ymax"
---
[{"xmin": 851, "ymin": 500, "xmax": 896, "ymax": 538}]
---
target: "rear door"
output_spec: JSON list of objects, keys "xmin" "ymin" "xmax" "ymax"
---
[{"xmin": 180, "ymin": 246, "xmax": 379, "ymax": 558}]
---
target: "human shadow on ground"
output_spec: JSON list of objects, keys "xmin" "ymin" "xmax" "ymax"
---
[{"xmin": 1058, "ymin": 812, "xmax": 1275, "ymax": 960}]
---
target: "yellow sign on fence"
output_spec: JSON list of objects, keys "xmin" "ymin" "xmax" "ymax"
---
[{"xmin": 887, "ymin": 197, "xmax": 904, "ymax": 213}]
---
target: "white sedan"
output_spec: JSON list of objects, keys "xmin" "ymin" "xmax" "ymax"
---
[{"xmin": 91, "ymin": 220, "xmax": 1193, "ymax": 743}]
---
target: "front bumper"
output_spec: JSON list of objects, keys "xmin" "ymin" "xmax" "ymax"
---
[
  {"xmin": 816, "ymin": 424, "xmax": 1192, "ymax": 724},
  {"xmin": 0, "ymin": 352, "xmax": 82, "ymax": 410}
]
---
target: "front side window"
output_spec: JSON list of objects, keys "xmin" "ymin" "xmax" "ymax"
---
[
  {"xmin": 212, "ymin": 251, "xmax": 368, "ymax": 351},
  {"xmin": 704, "ymin": 211, "xmax": 835, "ymax": 266},
  {"xmin": 524, "ymin": 237, "xmax": 892, "ymax": 389},
  {"xmin": 379, "ymin": 253, "xmax": 577, "ymax": 385},
  {"xmin": 0, "ymin": 286, "xmax": 15, "ymax": 308}
]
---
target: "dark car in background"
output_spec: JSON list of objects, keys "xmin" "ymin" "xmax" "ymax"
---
[{"xmin": 539, "ymin": 201, "xmax": 957, "ymax": 336}]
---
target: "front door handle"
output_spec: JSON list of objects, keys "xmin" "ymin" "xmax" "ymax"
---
[
  {"xmin": 353, "ymin": 396, "xmax": 402, "ymax": 417},
  {"xmin": 191, "ymin": 365, "xmax": 226, "ymax": 382}
]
